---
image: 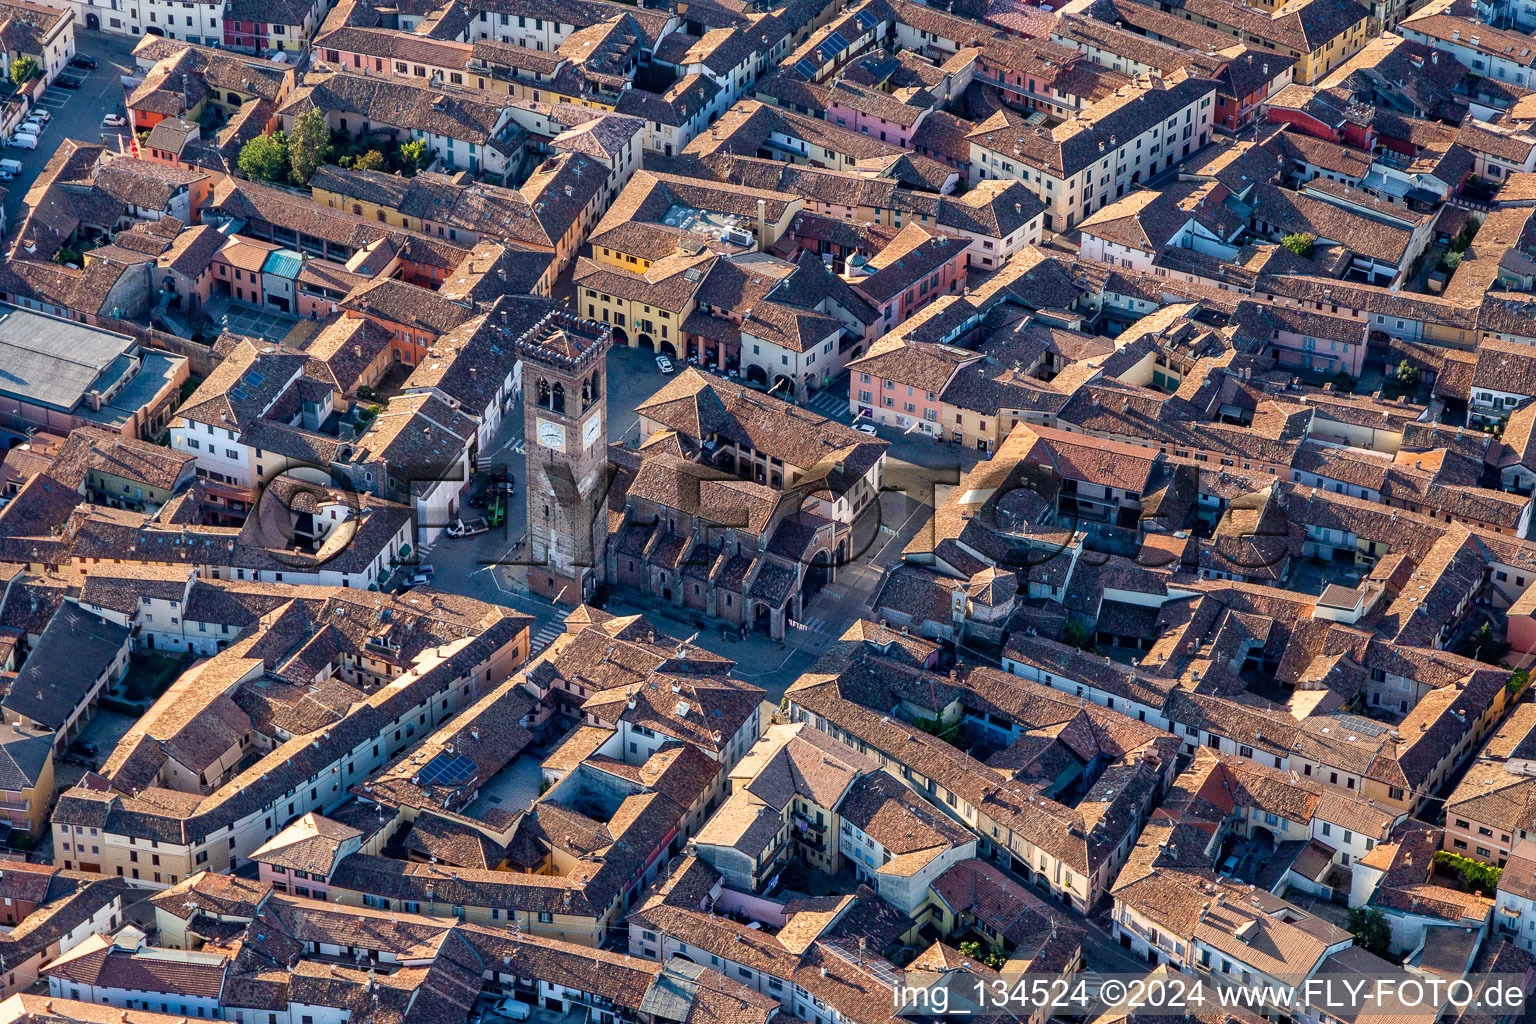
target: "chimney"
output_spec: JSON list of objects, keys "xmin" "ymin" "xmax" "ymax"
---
[{"xmin": 757, "ymin": 198, "xmax": 768, "ymax": 240}]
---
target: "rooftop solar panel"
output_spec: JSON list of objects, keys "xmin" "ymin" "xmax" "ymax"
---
[{"xmin": 419, "ymin": 752, "xmax": 478, "ymax": 786}]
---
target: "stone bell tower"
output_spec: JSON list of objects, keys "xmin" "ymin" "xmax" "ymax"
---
[{"xmin": 508, "ymin": 307, "xmax": 613, "ymax": 605}]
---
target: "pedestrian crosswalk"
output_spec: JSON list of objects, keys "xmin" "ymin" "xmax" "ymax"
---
[
  {"xmin": 530, "ymin": 621, "xmax": 564, "ymax": 655},
  {"xmin": 805, "ymin": 389, "xmax": 848, "ymax": 417},
  {"xmin": 477, "ymin": 445, "xmax": 524, "ymax": 470}
]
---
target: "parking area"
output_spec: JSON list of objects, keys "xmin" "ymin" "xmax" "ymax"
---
[
  {"xmin": 53, "ymin": 709, "xmax": 138, "ymax": 789},
  {"xmin": 1222, "ymin": 829, "xmax": 1277, "ymax": 884},
  {"xmin": 33, "ymin": 82, "xmax": 74, "ymax": 112},
  {"xmin": 471, "ymin": 995, "xmax": 589, "ymax": 1024},
  {"xmin": 1, "ymin": 28, "xmax": 142, "ymax": 227}
]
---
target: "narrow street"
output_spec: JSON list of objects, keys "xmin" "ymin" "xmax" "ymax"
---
[{"xmin": 1079, "ymin": 914, "xmax": 1162, "ymax": 975}]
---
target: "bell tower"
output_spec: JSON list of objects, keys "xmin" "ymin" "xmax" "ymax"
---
[{"xmin": 508, "ymin": 307, "xmax": 613, "ymax": 604}]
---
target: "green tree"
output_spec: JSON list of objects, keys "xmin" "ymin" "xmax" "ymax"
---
[
  {"xmin": 1346, "ymin": 907, "xmax": 1391, "ymax": 957},
  {"xmin": 1508, "ymin": 668, "xmax": 1529, "ymax": 698},
  {"xmin": 984, "ymin": 946, "xmax": 1008, "ymax": 970},
  {"xmin": 1396, "ymin": 361, "xmax": 1420, "ymax": 387},
  {"xmin": 1061, "ymin": 621, "xmax": 1099, "ymax": 654},
  {"xmin": 958, "ymin": 941, "xmax": 982, "ymax": 959},
  {"xmin": 1455, "ymin": 621, "xmax": 1510, "ymax": 665},
  {"xmin": 9, "ymin": 57, "xmax": 37, "ymax": 87},
  {"xmin": 1434, "ymin": 850, "xmax": 1503, "ymax": 893},
  {"xmin": 1281, "ymin": 232, "xmax": 1316, "ymax": 258},
  {"xmin": 353, "ymin": 149, "xmax": 386, "ymax": 172},
  {"xmin": 1442, "ymin": 250, "xmax": 1463, "ymax": 272},
  {"xmin": 287, "ymin": 110, "xmax": 333, "ymax": 185},
  {"xmin": 914, "ymin": 715, "xmax": 967, "ymax": 750},
  {"xmin": 396, "ymin": 138, "xmax": 429, "ymax": 173},
  {"xmin": 238, "ymin": 131, "xmax": 289, "ymax": 182}
]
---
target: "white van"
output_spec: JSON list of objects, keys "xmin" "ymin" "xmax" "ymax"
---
[
  {"xmin": 6, "ymin": 135, "xmax": 35, "ymax": 150},
  {"xmin": 491, "ymin": 999, "xmax": 533, "ymax": 1021},
  {"xmin": 0, "ymin": 159, "xmax": 22, "ymax": 174}
]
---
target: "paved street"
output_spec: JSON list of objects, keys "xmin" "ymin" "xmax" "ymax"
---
[
  {"xmin": 2, "ymin": 28, "xmax": 140, "ymax": 230},
  {"xmin": 1079, "ymin": 914, "xmax": 1162, "ymax": 975}
]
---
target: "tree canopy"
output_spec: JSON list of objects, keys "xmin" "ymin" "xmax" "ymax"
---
[
  {"xmin": 9, "ymin": 57, "xmax": 37, "ymax": 87},
  {"xmin": 287, "ymin": 110, "xmax": 332, "ymax": 185},
  {"xmin": 1281, "ymin": 232, "xmax": 1316, "ymax": 258},
  {"xmin": 238, "ymin": 132, "xmax": 290, "ymax": 183}
]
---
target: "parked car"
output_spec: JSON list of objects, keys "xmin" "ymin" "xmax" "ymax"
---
[
  {"xmin": 492, "ymin": 1000, "xmax": 533, "ymax": 1021},
  {"xmin": 7, "ymin": 134, "xmax": 35, "ymax": 149},
  {"xmin": 68, "ymin": 54, "xmax": 98, "ymax": 69},
  {"xmin": 68, "ymin": 740, "xmax": 98, "ymax": 758},
  {"xmin": 28, "ymin": 109, "xmax": 49, "ymax": 122},
  {"xmin": 55, "ymin": 75, "xmax": 82, "ymax": 89},
  {"xmin": 656, "ymin": 355, "xmax": 674, "ymax": 373},
  {"xmin": 496, "ymin": 477, "xmax": 515, "ymax": 494},
  {"xmin": 855, "ymin": 423, "xmax": 878, "ymax": 435},
  {"xmin": 20, "ymin": 119, "xmax": 44, "ymax": 134},
  {"xmin": 0, "ymin": 170, "xmax": 14, "ymax": 181},
  {"xmin": 447, "ymin": 517, "xmax": 489, "ymax": 537},
  {"xmin": 405, "ymin": 572, "xmax": 432, "ymax": 587},
  {"xmin": 101, "ymin": 113, "xmax": 126, "ymax": 127},
  {"xmin": 414, "ymin": 564, "xmax": 435, "ymax": 578}
]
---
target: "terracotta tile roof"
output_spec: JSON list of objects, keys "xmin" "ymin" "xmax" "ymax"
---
[{"xmin": 637, "ymin": 367, "xmax": 887, "ymax": 475}]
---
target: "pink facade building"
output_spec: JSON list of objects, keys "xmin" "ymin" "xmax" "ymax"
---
[{"xmin": 250, "ymin": 812, "xmax": 363, "ymax": 902}]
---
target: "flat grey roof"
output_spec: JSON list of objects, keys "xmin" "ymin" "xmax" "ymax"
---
[
  {"xmin": 0, "ymin": 304, "xmax": 138, "ymax": 413},
  {"xmin": 81, "ymin": 350, "xmax": 187, "ymax": 430}
]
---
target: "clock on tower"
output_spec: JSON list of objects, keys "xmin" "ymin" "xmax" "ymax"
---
[{"xmin": 506, "ymin": 303, "xmax": 613, "ymax": 605}]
